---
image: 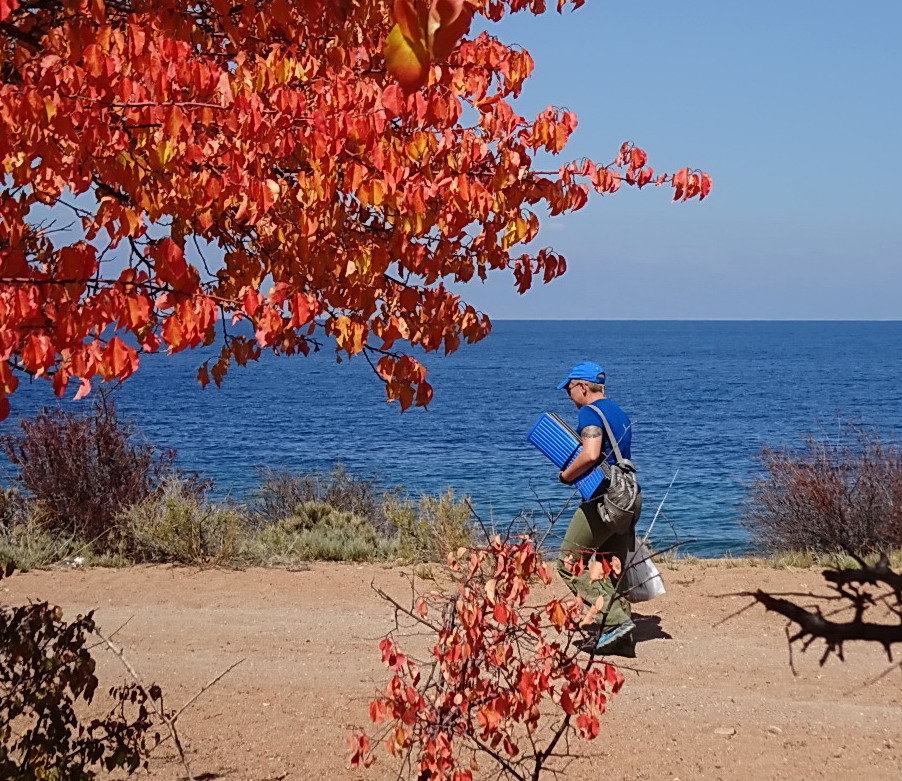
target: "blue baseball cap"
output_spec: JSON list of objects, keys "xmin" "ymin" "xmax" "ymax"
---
[{"xmin": 556, "ymin": 361, "xmax": 606, "ymax": 390}]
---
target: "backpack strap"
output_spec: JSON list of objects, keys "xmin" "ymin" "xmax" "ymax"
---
[{"xmin": 586, "ymin": 403, "xmax": 630, "ymax": 468}]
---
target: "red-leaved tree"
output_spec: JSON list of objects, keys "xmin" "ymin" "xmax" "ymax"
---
[
  {"xmin": 0, "ymin": 0, "xmax": 710, "ymax": 417},
  {"xmin": 351, "ymin": 536, "xmax": 625, "ymax": 780}
]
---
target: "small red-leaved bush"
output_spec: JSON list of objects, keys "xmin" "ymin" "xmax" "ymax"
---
[{"xmin": 351, "ymin": 536, "xmax": 624, "ymax": 779}]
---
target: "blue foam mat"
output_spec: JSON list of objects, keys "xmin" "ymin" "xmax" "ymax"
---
[{"xmin": 527, "ymin": 413, "xmax": 602, "ymax": 500}]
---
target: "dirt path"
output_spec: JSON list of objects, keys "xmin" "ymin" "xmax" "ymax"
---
[{"xmin": 4, "ymin": 562, "xmax": 901, "ymax": 781}]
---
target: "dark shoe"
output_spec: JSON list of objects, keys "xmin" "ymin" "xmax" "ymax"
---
[
  {"xmin": 601, "ymin": 632, "xmax": 636, "ymax": 658},
  {"xmin": 577, "ymin": 620, "xmax": 635, "ymax": 654}
]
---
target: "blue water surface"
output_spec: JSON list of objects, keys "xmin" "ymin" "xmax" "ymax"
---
[{"xmin": 4, "ymin": 321, "xmax": 901, "ymax": 556}]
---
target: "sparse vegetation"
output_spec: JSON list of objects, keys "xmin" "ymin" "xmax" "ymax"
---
[
  {"xmin": 122, "ymin": 478, "xmax": 248, "ymax": 566},
  {"xmin": 248, "ymin": 502, "xmax": 398, "ymax": 564},
  {"xmin": 248, "ymin": 464, "xmax": 397, "ymax": 533},
  {"xmin": 0, "ymin": 518, "xmax": 80, "ymax": 572},
  {"xmin": 742, "ymin": 429, "xmax": 902, "ymax": 556},
  {"xmin": 387, "ymin": 489, "xmax": 474, "ymax": 564},
  {"xmin": 1, "ymin": 406, "xmax": 474, "ymax": 570}
]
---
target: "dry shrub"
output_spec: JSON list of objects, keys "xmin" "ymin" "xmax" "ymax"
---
[
  {"xmin": 0, "ymin": 517, "xmax": 79, "ymax": 571},
  {"xmin": 742, "ymin": 429, "xmax": 902, "ymax": 556},
  {"xmin": 386, "ymin": 489, "xmax": 474, "ymax": 564},
  {"xmin": 0, "ymin": 400, "xmax": 175, "ymax": 548},
  {"xmin": 123, "ymin": 478, "xmax": 247, "ymax": 566},
  {"xmin": 0, "ymin": 488, "xmax": 28, "ymax": 529}
]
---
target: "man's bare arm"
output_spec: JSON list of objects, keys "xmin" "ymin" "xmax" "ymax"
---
[{"xmin": 560, "ymin": 426, "xmax": 602, "ymax": 484}]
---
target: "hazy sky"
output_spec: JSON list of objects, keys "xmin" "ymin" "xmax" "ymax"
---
[{"xmin": 455, "ymin": 1, "xmax": 902, "ymax": 320}]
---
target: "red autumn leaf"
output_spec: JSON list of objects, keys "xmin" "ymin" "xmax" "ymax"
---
[
  {"xmin": 477, "ymin": 703, "xmax": 502, "ymax": 732},
  {"xmin": 119, "ymin": 295, "xmax": 152, "ymax": 331},
  {"xmin": 0, "ymin": 0, "xmax": 19, "ymax": 23},
  {"xmin": 604, "ymin": 662, "xmax": 624, "ymax": 693},
  {"xmin": 546, "ymin": 599, "xmax": 567, "ymax": 631},
  {"xmin": 0, "ymin": 362, "xmax": 18, "ymax": 396},
  {"xmin": 289, "ymin": 293, "xmax": 315, "ymax": 328},
  {"xmin": 575, "ymin": 712, "xmax": 600, "ymax": 740},
  {"xmin": 102, "ymin": 336, "xmax": 138, "ymax": 380},
  {"xmin": 58, "ymin": 243, "xmax": 98, "ymax": 280},
  {"xmin": 429, "ymin": 0, "xmax": 473, "ymax": 60},
  {"xmin": 73, "ymin": 378, "xmax": 92, "ymax": 401},
  {"xmin": 672, "ymin": 167, "xmax": 689, "ymax": 201},
  {"xmin": 560, "ymin": 687, "xmax": 580, "ymax": 715},
  {"xmin": 153, "ymin": 239, "xmax": 191, "ymax": 288},
  {"xmin": 629, "ymin": 147, "xmax": 648, "ymax": 169}
]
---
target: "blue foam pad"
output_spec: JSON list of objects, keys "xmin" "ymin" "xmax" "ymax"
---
[{"xmin": 527, "ymin": 413, "xmax": 603, "ymax": 500}]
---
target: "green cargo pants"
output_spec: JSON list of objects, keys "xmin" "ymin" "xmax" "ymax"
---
[{"xmin": 556, "ymin": 504, "xmax": 632, "ymax": 629}]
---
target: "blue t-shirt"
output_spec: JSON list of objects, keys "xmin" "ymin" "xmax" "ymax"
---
[{"xmin": 576, "ymin": 399, "xmax": 632, "ymax": 465}]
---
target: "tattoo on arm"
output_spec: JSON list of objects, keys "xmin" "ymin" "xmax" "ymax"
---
[{"xmin": 581, "ymin": 426, "xmax": 602, "ymax": 438}]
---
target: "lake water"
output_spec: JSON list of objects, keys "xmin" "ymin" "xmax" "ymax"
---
[{"xmin": 4, "ymin": 321, "xmax": 901, "ymax": 556}]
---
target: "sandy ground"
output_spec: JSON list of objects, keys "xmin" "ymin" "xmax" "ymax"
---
[{"xmin": 3, "ymin": 562, "xmax": 901, "ymax": 781}]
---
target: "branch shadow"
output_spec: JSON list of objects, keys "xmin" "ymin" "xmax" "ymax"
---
[{"xmin": 631, "ymin": 612, "xmax": 672, "ymax": 643}]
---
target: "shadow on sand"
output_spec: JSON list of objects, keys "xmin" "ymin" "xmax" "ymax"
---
[{"xmin": 631, "ymin": 612, "xmax": 672, "ymax": 643}]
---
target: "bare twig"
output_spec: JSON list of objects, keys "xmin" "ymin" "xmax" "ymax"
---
[
  {"xmin": 95, "ymin": 629, "xmax": 194, "ymax": 780},
  {"xmin": 96, "ymin": 630, "xmax": 245, "ymax": 779},
  {"xmin": 370, "ymin": 580, "xmax": 441, "ymax": 633},
  {"xmin": 173, "ymin": 657, "xmax": 245, "ymax": 722}
]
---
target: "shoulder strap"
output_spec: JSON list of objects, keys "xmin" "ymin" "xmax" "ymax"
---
[{"xmin": 586, "ymin": 403, "xmax": 628, "ymax": 467}]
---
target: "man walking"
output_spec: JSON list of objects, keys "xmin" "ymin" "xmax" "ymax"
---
[{"xmin": 556, "ymin": 361, "xmax": 637, "ymax": 657}]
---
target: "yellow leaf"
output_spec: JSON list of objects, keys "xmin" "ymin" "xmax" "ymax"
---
[
  {"xmin": 157, "ymin": 140, "xmax": 175, "ymax": 166},
  {"xmin": 384, "ymin": 24, "xmax": 429, "ymax": 92}
]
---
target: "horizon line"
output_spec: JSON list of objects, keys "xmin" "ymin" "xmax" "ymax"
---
[{"xmin": 487, "ymin": 317, "xmax": 902, "ymax": 322}]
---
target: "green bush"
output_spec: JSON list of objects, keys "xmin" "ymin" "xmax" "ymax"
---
[
  {"xmin": 387, "ymin": 489, "xmax": 474, "ymax": 564},
  {"xmin": 122, "ymin": 479, "xmax": 247, "ymax": 566},
  {"xmin": 249, "ymin": 501, "xmax": 396, "ymax": 563},
  {"xmin": 249, "ymin": 464, "xmax": 397, "ymax": 532}
]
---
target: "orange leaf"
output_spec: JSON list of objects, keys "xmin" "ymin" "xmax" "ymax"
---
[
  {"xmin": 103, "ymin": 336, "xmax": 138, "ymax": 380},
  {"xmin": 22, "ymin": 334, "xmax": 54, "ymax": 375},
  {"xmin": 392, "ymin": 0, "xmax": 421, "ymax": 40},
  {"xmin": 73, "ymin": 378, "xmax": 92, "ymax": 401},
  {"xmin": 546, "ymin": 600, "xmax": 567, "ymax": 631}
]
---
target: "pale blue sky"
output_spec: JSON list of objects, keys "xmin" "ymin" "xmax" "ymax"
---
[{"xmin": 456, "ymin": 1, "xmax": 902, "ymax": 319}]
